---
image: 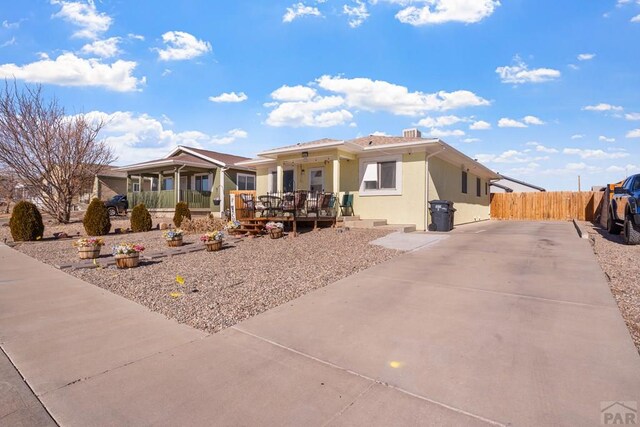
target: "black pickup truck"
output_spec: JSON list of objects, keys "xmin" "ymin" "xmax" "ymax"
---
[
  {"xmin": 104, "ymin": 194, "xmax": 128, "ymax": 216},
  {"xmin": 608, "ymin": 173, "xmax": 640, "ymax": 245}
]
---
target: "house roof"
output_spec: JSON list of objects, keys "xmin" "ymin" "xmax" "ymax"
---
[
  {"xmin": 116, "ymin": 146, "xmax": 253, "ymax": 172},
  {"xmin": 489, "ymin": 182, "xmax": 514, "ymax": 193},
  {"xmin": 97, "ymin": 165, "xmax": 127, "ymax": 179},
  {"xmin": 495, "ymin": 174, "xmax": 546, "ymax": 192},
  {"xmin": 241, "ymin": 133, "xmax": 499, "ymax": 180}
]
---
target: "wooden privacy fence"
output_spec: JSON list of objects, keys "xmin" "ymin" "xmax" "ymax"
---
[
  {"xmin": 229, "ymin": 190, "xmax": 256, "ymax": 220},
  {"xmin": 490, "ymin": 191, "xmax": 604, "ymax": 221}
]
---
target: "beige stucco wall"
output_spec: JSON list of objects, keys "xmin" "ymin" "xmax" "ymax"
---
[{"xmin": 427, "ymin": 156, "xmax": 491, "ymax": 226}]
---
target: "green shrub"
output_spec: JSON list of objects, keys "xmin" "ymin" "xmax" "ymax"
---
[
  {"xmin": 130, "ymin": 203, "xmax": 153, "ymax": 232},
  {"xmin": 83, "ymin": 198, "xmax": 111, "ymax": 236},
  {"xmin": 9, "ymin": 200, "xmax": 44, "ymax": 241},
  {"xmin": 173, "ymin": 202, "xmax": 191, "ymax": 227}
]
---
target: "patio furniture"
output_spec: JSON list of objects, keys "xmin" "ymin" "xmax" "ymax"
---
[
  {"xmin": 258, "ymin": 194, "xmax": 282, "ymax": 218},
  {"xmin": 339, "ymin": 193, "xmax": 354, "ymax": 216},
  {"xmin": 318, "ymin": 192, "xmax": 335, "ymax": 217},
  {"xmin": 282, "ymin": 191, "xmax": 308, "ymax": 235},
  {"xmin": 240, "ymin": 193, "xmax": 256, "ymax": 218}
]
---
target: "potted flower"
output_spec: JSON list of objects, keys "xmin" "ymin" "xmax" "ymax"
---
[
  {"xmin": 112, "ymin": 243, "xmax": 145, "ymax": 269},
  {"xmin": 72, "ymin": 237, "xmax": 105, "ymax": 259},
  {"xmin": 200, "ymin": 231, "xmax": 224, "ymax": 252},
  {"xmin": 265, "ymin": 221, "xmax": 284, "ymax": 239},
  {"xmin": 226, "ymin": 220, "xmax": 241, "ymax": 234},
  {"xmin": 163, "ymin": 229, "xmax": 184, "ymax": 247}
]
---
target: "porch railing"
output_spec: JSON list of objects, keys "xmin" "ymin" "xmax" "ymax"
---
[
  {"xmin": 127, "ymin": 190, "xmax": 212, "ymax": 209},
  {"xmin": 180, "ymin": 190, "xmax": 211, "ymax": 209}
]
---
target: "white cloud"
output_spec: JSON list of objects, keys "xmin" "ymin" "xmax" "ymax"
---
[
  {"xmin": 208, "ymin": 92, "xmax": 248, "ymax": 103},
  {"xmin": 84, "ymin": 111, "xmax": 247, "ymax": 164},
  {"xmin": 161, "ymin": 69, "xmax": 172, "ymax": 77},
  {"xmin": 625, "ymin": 112, "xmax": 640, "ymax": 120},
  {"xmin": 607, "ymin": 164, "xmax": 640, "ymax": 174},
  {"xmin": 571, "ymin": 134, "xmax": 585, "ymax": 139},
  {"xmin": 155, "ymin": 31, "xmax": 211, "ymax": 61},
  {"xmin": 316, "ymin": 75, "xmax": 490, "ymax": 115},
  {"xmin": 583, "ymin": 103, "xmax": 624, "ymax": 112},
  {"xmin": 343, "ymin": 0, "xmax": 369, "ymax": 27},
  {"xmin": 51, "ymin": 0, "xmax": 112, "ymax": 39},
  {"xmin": 496, "ymin": 56, "xmax": 561, "ymax": 84},
  {"xmin": 470, "ymin": 120, "xmax": 491, "ymax": 130},
  {"xmin": 128, "ymin": 33, "xmax": 145, "ymax": 41},
  {"xmin": 498, "ymin": 118, "xmax": 527, "ymax": 128},
  {"xmin": 416, "ymin": 115, "xmax": 465, "ymax": 128},
  {"xmin": 283, "ymin": 3, "xmax": 322, "ymax": 23},
  {"xmin": 371, "ymin": 131, "xmax": 390, "ymax": 136},
  {"xmin": 1, "ymin": 37, "xmax": 16, "ymax": 48},
  {"xmin": 0, "ymin": 52, "xmax": 144, "ymax": 91},
  {"xmin": 632, "ymin": 14, "xmax": 640, "ymax": 22},
  {"xmin": 462, "ymin": 138, "xmax": 480, "ymax": 143},
  {"xmin": 427, "ymin": 128, "xmax": 465, "ymax": 138},
  {"xmin": 526, "ymin": 142, "xmax": 558, "ymax": 153},
  {"xmin": 271, "ymin": 85, "xmax": 317, "ymax": 102},
  {"xmin": 562, "ymin": 148, "xmax": 629, "ymax": 160},
  {"xmin": 599, "ymin": 135, "xmax": 615, "ymax": 142},
  {"xmin": 475, "ymin": 149, "xmax": 548, "ymax": 164},
  {"xmin": 392, "ymin": 0, "xmax": 500, "ymax": 26},
  {"xmin": 523, "ymin": 115, "xmax": 545, "ymax": 125},
  {"xmin": 627, "ymin": 129, "xmax": 640, "ymax": 138},
  {"xmin": 577, "ymin": 53, "xmax": 596, "ymax": 61},
  {"xmin": 80, "ymin": 37, "xmax": 121, "ymax": 58},
  {"xmin": 266, "ymin": 95, "xmax": 353, "ymax": 128},
  {"xmin": 2, "ymin": 20, "xmax": 21, "ymax": 29}
]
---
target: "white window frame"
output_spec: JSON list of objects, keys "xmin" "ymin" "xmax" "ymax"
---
[
  {"xmin": 132, "ymin": 182, "xmax": 140, "ymax": 192},
  {"xmin": 194, "ymin": 173, "xmax": 210, "ymax": 192},
  {"xmin": 237, "ymin": 173, "xmax": 256, "ymax": 191},
  {"xmin": 359, "ymin": 154, "xmax": 402, "ymax": 196},
  {"xmin": 267, "ymin": 167, "xmax": 294, "ymax": 193}
]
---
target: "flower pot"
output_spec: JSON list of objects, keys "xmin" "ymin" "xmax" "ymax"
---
[
  {"xmin": 78, "ymin": 246, "xmax": 101, "ymax": 259},
  {"xmin": 205, "ymin": 240, "xmax": 223, "ymax": 252},
  {"xmin": 269, "ymin": 228, "xmax": 283, "ymax": 239},
  {"xmin": 213, "ymin": 199, "xmax": 221, "ymax": 206},
  {"xmin": 115, "ymin": 253, "xmax": 140, "ymax": 269},
  {"xmin": 167, "ymin": 237, "xmax": 183, "ymax": 247}
]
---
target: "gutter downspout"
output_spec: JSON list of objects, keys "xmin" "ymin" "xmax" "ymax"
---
[
  {"xmin": 424, "ymin": 142, "xmax": 447, "ymax": 232},
  {"xmin": 219, "ymin": 166, "xmax": 229, "ymax": 218}
]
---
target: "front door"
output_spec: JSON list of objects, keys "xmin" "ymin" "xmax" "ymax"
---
[
  {"xmin": 283, "ymin": 170, "xmax": 294, "ymax": 192},
  {"xmin": 309, "ymin": 168, "xmax": 323, "ymax": 192}
]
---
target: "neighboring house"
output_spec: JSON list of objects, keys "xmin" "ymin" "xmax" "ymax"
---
[
  {"xmin": 490, "ymin": 174, "xmax": 546, "ymax": 193},
  {"xmin": 115, "ymin": 146, "xmax": 255, "ymax": 215},
  {"xmin": 88, "ymin": 166, "xmax": 127, "ymax": 203},
  {"xmin": 236, "ymin": 129, "xmax": 499, "ymax": 230}
]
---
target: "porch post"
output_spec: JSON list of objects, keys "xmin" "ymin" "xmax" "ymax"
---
[
  {"xmin": 277, "ymin": 164, "xmax": 284, "ymax": 193},
  {"xmin": 138, "ymin": 175, "xmax": 142, "ymax": 192},
  {"xmin": 175, "ymin": 169, "xmax": 180, "ymax": 204},
  {"xmin": 158, "ymin": 173, "xmax": 162, "ymax": 193},
  {"xmin": 332, "ymin": 158, "xmax": 340, "ymax": 194},
  {"xmin": 126, "ymin": 175, "xmax": 131, "ymax": 193}
]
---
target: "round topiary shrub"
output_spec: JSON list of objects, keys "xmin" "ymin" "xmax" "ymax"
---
[
  {"xmin": 9, "ymin": 200, "xmax": 45, "ymax": 241},
  {"xmin": 83, "ymin": 198, "xmax": 111, "ymax": 236},
  {"xmin": 130, "ymin": 203, "xmax": 153, "ymax": 232},
  {"xmin": 173, "ymin": 202, "xmax": 191, "ymax": 228}
]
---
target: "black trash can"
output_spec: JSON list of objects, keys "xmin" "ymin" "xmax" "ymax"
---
[{"xmin": 428, "ymin": 200, "xmax": 456, "ymax": 232}]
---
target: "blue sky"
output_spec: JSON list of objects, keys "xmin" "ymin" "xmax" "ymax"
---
[{"xmin": 1, "ymin": 0, "xmax": 639, "ymax": 190}]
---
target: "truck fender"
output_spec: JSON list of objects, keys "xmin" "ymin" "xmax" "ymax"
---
[{"xmin": 629, "ymin": 198, "xmax": 638, "ymax": 215}]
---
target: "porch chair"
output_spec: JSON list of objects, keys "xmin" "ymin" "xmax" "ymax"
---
[{"xmin": 339, "ymin": 193, "xmax": 354, "ymax": 216}]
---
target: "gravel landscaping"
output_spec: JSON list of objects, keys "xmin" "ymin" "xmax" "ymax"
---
[
  {"xmin": 581, "ymin": 221, "xmax": 640, "ymax": 354},
  {"xmin": 1, "ymin": 221, "xmax": 400, "ymax": 333}
]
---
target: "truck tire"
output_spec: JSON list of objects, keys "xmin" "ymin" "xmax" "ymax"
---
[
  {"xmin": 107, "ymin": 207, "xmax": 117, "ymax": 217},
  {"xmin": 607, "ymin": 212, "xmax": 622, "ymax": 234},
  {"xmin": 623, "ymin": 217, "xmax": 640, "ymax": 245}
]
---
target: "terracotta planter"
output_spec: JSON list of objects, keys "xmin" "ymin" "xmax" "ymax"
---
[
  {"xmin": 115, "ymin": 253, "xmax": 140, "ymax": 269},
  {"xmin": 269, "ymin": 228, "xmax": 283, "ymax": 239},
  {"xmin": 205, "ymin": 240, "xmax": 223, "ymax": 252},
  {"xmin": 78, "ymin": 246, "xmax": 101, "ymax": 259},
  {"xmin": 166, "ymin": 237, "xmax": 183, "ymax": 247}
]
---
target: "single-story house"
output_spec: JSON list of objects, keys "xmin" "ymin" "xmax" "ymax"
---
[
  {"xmin": 236, "ymin": 129, "xmax": 499, "ymax": 230},
  {"xmin": 490, "ymin": 174, "xmax": 546, "ymax": 193},
  {"xmin": 115, "ymin": 146, "xmax": 255, "ymax": 216}
]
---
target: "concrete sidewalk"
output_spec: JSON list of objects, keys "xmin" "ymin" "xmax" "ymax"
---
[{"xmin": 1, "ymin": 221, "xmax": 639, "ymax": 426}]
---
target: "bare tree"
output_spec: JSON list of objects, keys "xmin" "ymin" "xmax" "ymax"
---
[
  {"xmin": 0, "ymin": 82, "xmax": 115, "ymax": 223},
  {"xmin": 0, "ymin": 166, "xmax": 18, "ymax": 213}
]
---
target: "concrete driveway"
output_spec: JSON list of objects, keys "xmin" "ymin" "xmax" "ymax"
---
[{"xmin": 1, "ymin": 221, "xmax": 639, "ymax": 426}]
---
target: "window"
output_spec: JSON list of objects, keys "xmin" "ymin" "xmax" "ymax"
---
[
  {"xmin": 162, "ymin": 177, "xmax": 174, "ymax": 191},
  {"xmin": 269, "ymin": 170, "xmax": 277, "ymax": 193},
  {"xmin": 237, "ymin": 173, "xmax": 255, "ymax": 191},
  {"xmin": 151, "ymin": 178, "xmax": 158, "ymax": 192},
  {"xmin": 485, "ymin": 182, "xmax": 488, "ymax": 195},
  {"xmin": 462, "ymin": 171, "xmax": 468, "ymax": 194},
  {"xmin": 195, "ymin": 175, "xmax": 210, "ymax": 192},
  {"xmin": 476, "ymin": 177, "xmax": 481, "ymax": 197},
  {"xmin": 359, "ymin": 155, "xmax": 402, "ymax": 196},
  {"xmin": 309, "ymin": 168, "xmax": 324, "ymax": 192},
  {"xmin": 132, "ymin": 182, "xmax": 140, "ymax": 192}
]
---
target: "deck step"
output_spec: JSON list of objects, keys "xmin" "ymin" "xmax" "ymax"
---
[
  {"xmin": 376, "ymin": 224, "xmax": 417, "ymax": 233},
  {"xmin": 343, "ymin": 218, "xmax": 388, "ymax": 228}
]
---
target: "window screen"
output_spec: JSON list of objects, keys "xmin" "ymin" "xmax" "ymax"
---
[
  {"xmin": 476, "ymin": 177, "xmax": 481, "ymax": 197},
  {"xmin": 363, "ymin": 161, "xmax": 396, "ymax": 190},
  {"xmin": 462, "ymin": 171, "xmax": 468, "ymax": 194}
]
